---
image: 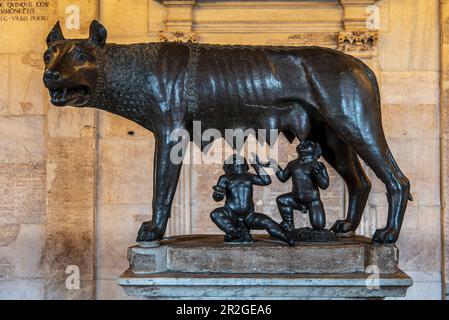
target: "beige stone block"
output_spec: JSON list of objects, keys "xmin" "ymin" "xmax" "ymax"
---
[
  {"xmin": 45, "ymin": 133, "xmax": 96, "ymax": 299},
  {"xmin": 442, "ymin": 44, "xmax": 449, "ymax": 81},
  {"xmin": 413, "ymin": 177, "xmax": 440, "ymax": 207},
  {"xmin": 382, "ymin": 104, "xmax": 438, "ymax": 139},
  {"xmin": 367, "ymin": 197, "xmax": 420, "ymax": 232},
  {"xmin": 96, "ymin": 204, "xmax": 149, "ymax": 279},
  {"xmin": 0, "ymin": 116, "xmax": 45, "ymax": 163},
  {"xmin": 380, "ymin": 71, "xmax": 439, "ymax": 105},
  {"xmin": 377, "ymin": 0, "xmax": 390, "ymax": 33},
  {"xmin": 387, "ymin": 138, "xmax": 439, "ymax": 179},
  {"xmin": 401, "ymin": 202, "xmax": 418, "ymax": 231},
  {"xmin": 417, "ymin": 206, "xmax": 441, "ymax": 234},
  {"xmin": 443, "ymin": 0, "xmax": 449, "ymax": 32},
  {"xmin": 53, "ymin": 0, "xmax": 97, "ymax": 38},
  {"xmin": 44, "ymin": 215, "xmax": 95, "ymax": 283},
  {"xmin": 365, "ymin": 165, "xmax": 394, "ymax": 195},
  {"xmin": 100, "ymin": 0, "xmax": 149, "ymax": 39},
  {"xmin": 5, "ymin": 54, "xmax": 46, "ymax": 115},
  {"xmin": 379, "ymin": 0, "xmax": 439, "ymax": 72},
  {"xmin": 407, "ymin": 271, "xmax": 442, "ymax": 283},
  {"xmin": 0, "ymin": 224, "xmax": 46, "ymax": 279},
  {"xmin": 367, "ymin": 164, "xmax": 439, "ymax": 208},
  {"xmin": 368, "ymin": 192, "xmax": 388, "ymax": 208},
  {"xmin": 44, "ymin": 279, "xmax": 94, "ymax": 300},
  {"xmin": 0, "ymin": 163, "xmax": 46, "ymax": 225},
  {"xmin": 0, "ymin": 279, "xmax": 44, "ymax": 299},
  {"xmin": 98, "ymin": 138, "xmax": 154, "ymax": 205},
  {"xmin": 369, "ymin": 204, "xmax": 389, "ymax": 231},
  {"xmin": 148, "ymin": 0, "xmax": 166, "ymax": 35},
  {"xmin": 397, "ymin": 232, "xmax": 440, "ymax": 274},
  {"xmin": 47, "ymin": 107, "xmax": 96, "ymax": 138},
  {"xmin": 0, "ymin": 10, "xmax": 49, "ymax": 54},
  {"xmin": 43, "ymin": 225, "xmax": 95, "ymax": 299},
  {"xmin": 194, "ymin": 2, "xmax": 342, "ymax": 34},
  {"xmin": 47, "ymin": 138, "xmax": 95, "ymax": 209},
  {"xmin": 0, "ymin": 256, "xmax": 15, "ymax": 279},
  {"xmin": 0, "ymin": 224, "xmax": 20, "ymax": 248},
  {"xmin": 443, "ymin": 91, "xmax": 449, "ymax": 150},
  {"xmin": 365, "ymin": 198, "xmax": 422, "ymax": 234},
  {"xmin": 0, "ymin": 55, "xmax": 8, "ymax": 114},
  {"xmin": 198, "ymin": 32, "xmax": 336, "ymax": 47},
  {"xmin": 357, "ymin": 205, "xmax": 377, "ymax": 237},
  {"xmin": 0, "ymin": 53, "xmax": 46, "ymax": 116},
  {"xmin": 190, "ymin": 161, "xmax": 237, "ymax": 234},
  {"xmin": 98, "ymin": 112, "xmax": 153, "ymax": 139}
]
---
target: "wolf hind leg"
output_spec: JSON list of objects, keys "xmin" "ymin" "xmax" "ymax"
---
[
  {"xmin": 323, "ymin": 119, "xmax": 410, "ymax": 244},
  {"xmin": 313, "ymin": 128, "xmax": 372, "ymax": 236}
]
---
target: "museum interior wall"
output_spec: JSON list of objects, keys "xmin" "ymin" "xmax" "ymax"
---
[{"xmin": 0, "ymin": 0, "xmax": 444, "ymax": 299}]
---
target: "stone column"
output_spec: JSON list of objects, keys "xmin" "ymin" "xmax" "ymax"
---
[
  {"xmin": 338, "ymin": 0, "xmax": 379, "ymax": 58},
  {"xmin": 158, "ymin": 0, "xmax": 198, "ymax": 42},
  {"xmin": 340, "ymin": 0, "xmax": 376, "ymax": 30}
]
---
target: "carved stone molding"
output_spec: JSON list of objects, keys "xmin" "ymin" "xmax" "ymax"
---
[
  {"xmin": 159, "ymin": 31, "xmax": 198, "ymax": 42},
  {"xmin": 338, "ymin": 30, "xmax": 378, "ymax": 53},
  {"xmin": 154, "ymin": 0, "xmax": 380, "ymax": 58}
]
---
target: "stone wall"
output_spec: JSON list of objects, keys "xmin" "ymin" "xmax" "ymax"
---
[
  {"xmin": 377, "ymin": 0, "xmax": 441, "ymax": 299},
  {"xmin": 0, "ymin": 0, "xmax": 444, "ymax": 299}
]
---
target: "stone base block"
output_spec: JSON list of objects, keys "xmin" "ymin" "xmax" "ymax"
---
[
  {"xmin": 119, "ymin": 234, "xmax": 412, "ymax": 299},
  {"xmin": 127, "ymin": 234, "xmax": 399, "ymax": 274},
  {"xmin": 118, "ymin": 270, "xmax": 412, "ymax": 299}
]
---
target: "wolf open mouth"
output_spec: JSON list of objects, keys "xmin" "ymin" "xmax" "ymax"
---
[{"xmin": 49, "ymin": 86, "xmax": 90, "ymax": 106}]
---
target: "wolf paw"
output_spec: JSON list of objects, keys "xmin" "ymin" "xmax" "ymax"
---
[
  {"xmin": 372, "ymin": 227, "xmax": 399, "ymax": 244},
  {"xmin": 136, "ymin": 221, "xmax": 164, "ymax": 242},
  {"xmin": 331, "ymin": 220, "xmax": 356, "ymax": 235}
]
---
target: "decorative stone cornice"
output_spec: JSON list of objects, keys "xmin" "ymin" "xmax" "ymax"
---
[
  {"xmin": 159, "ymin": 31, "xmax": 198, "ymax": 43},
  {"xmin": 338, "ymin": 30, "xmax": 378, "ymax": 53},
  {"xmin": 154, "ymin": 0, "xmax": 381, "ymax": 57}
]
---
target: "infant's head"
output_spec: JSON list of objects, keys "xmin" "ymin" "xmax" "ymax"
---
[
  {"xmin": 223, "ymin": 154, "xmax": 249, "ymax": 174},
  {"xmin": 297, "ymin": 141, "xmax": 322, "ymax": 161}
]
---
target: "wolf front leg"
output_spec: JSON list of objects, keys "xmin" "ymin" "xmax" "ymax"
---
[{"xmin": 136, "ymin": 127, "xmax": 184, "ymax": 242}]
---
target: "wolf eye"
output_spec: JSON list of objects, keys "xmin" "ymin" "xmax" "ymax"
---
[
  {"xmin": 76, "ymin": 53, "xmax": 87, "ymax": 64},
  {"xmin": 43, "ymin": 51, "xmax": 51, "ymax": 64}
]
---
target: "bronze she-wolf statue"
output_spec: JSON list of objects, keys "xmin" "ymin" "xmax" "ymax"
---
[{"xmin": 42, "ymin": 20, "xmax": 411, "ymax": 244}]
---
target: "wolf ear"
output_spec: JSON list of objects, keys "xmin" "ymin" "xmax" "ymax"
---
[
  {"xmin": 47, "ymin": 21, "xmax": 65, "ymax": 46},
  {"xmin": 89, "ymin": 20, "xmax": 107, "ymax": 47}
]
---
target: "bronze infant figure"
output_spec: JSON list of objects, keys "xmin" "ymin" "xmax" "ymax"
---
[
  {"xmin": 211, "ymin": 154, "xmax": 295, "ymax": 246},
  {"xmin": 265, "ymin": 141, "xmax": 329, "ymax": 232},
  {"xmin": 43, "ymin": 20, "xmax": 412, "ymax": 244}
]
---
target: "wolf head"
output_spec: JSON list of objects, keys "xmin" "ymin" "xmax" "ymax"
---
[{"xmin": 43, "ymin": 20, "xmax": 107, "ymax": 107}]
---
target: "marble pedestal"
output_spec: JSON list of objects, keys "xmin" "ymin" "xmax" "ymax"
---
[{"xmin": 118, "ymin": 235, "xmax": 413, "ymax": 299}]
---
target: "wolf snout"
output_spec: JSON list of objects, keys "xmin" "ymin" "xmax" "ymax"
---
[{"xmin": 43, "ymin": 70, "xmax": 61, "ymax": 85}]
